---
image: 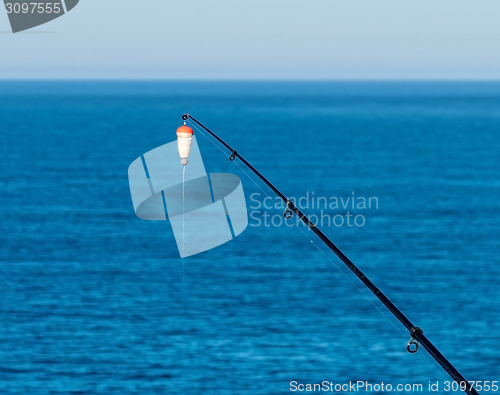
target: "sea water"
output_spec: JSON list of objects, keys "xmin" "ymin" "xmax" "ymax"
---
[{"xmin": 0, "ymin": 81, "xmax": 499, "ymax": 394}]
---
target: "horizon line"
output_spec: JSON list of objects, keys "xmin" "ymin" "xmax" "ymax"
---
[{"xmin": 2, "ymin": 78, "xmax": 500, "ymax": 83}]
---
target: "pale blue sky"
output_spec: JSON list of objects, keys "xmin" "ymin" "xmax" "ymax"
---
[{"xmin": 2, "ymin": 0, "xmax": 500, "ymax": 79}]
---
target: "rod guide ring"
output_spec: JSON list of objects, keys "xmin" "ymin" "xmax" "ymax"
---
[
  {"xmin": 284, "ymin": 201, "xmax": 293, "ymax": 218},
  {"xmin": 407, "ymin": 327, "xmax": 423, "ymax": 354}
]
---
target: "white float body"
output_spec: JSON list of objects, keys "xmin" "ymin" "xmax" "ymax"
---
[{"xmin": 177, "ymin": 132, "xmax": 193, "ymax": 165}]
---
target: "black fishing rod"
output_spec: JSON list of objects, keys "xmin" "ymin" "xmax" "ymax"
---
[{"xmin": 182, "ymin": 114, "xmax": 480, "ymax": 395}]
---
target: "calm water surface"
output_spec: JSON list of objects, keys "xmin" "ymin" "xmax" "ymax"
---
[{"xmin": 0, "ymin": 81, "xmax": 499, "ymax": 394}]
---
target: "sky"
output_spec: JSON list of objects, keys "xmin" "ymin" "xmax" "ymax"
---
[{"xmin": 1, "ymin": 0, "xmax": 500, "ymax": 80}]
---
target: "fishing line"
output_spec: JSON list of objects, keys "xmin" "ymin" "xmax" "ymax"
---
[
  {"xmin": 190, "ymin": 124, "xmax": 453, "ymax": 388},
  {"xmin": 180, "ymin": 124, "xmax": 452, "ymax": 388},
  {"xmin": 184, "ymin": 114, "xmax": 480, "ymax": 395},
  {"xmin": 190, "ymin": 121, "xmax": 409, "ymax": 339},
  {"xmin": 191, "ymin": 121, "xmax": 457, "ymax": 387},
  {"xmin": 181, "ymin": 153, "xmax": 187, "ymax": 388},
  {"xmin": 182, "ymin": 165, "xmax": 186, "ymax": 314}
]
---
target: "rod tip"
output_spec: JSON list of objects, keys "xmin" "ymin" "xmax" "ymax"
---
[{"xmin": 182, "ymin": 114, "xmax": 189, "ymax": 121}]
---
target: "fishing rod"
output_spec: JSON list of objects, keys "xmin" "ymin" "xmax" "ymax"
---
[{"xmin": 182, "ymin": 114, "xmax": 480, "ymax": 395}]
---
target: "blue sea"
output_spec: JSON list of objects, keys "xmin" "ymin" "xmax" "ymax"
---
[{"xmin": 0, "ymin": 81, "xmax": 499, "ymax": 394}]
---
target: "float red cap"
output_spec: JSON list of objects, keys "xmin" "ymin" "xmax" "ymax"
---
[{"xmin": 177, "ymin": 125, "xmax": 193, "ymax": 134}]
